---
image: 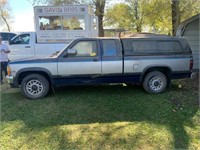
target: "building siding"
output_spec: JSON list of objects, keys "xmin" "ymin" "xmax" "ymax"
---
[{"xmin": 181, "ymin": 18, "xmax": 199, "ymax": 71}]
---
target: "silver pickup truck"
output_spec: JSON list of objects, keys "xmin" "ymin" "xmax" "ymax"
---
[{"xmin": 6, "ymin": 36, "xmax": 193, "ymax": 99}]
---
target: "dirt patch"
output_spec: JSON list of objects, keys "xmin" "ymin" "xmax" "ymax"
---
[
  {"xmin": 182, "ymin": 73, "xmax": 199, "ymax": 89},
  {"xmin": 170, "ymin": 73, "xmax": 199, "ymax": 107}
]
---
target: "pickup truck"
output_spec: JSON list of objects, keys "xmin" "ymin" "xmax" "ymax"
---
[
  {"xmin": 8, "ymin": 32, "xmax": 66, "ymax": 60},
  {"xmin": 6, "ymin": 36, "xmax": 194, "ymax": 99}
]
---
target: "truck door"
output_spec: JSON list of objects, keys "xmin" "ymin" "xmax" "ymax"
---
[
  {"xmin": 57, "ymin": 39, "xmax": 101, "ymax": 84},
  {"xmin": 101, "ymin": 39, "xmax": 123, "ymax": 79},
  {"xmin": 8, "ymin": 33, "xmax": 34, "ymax": 60}
]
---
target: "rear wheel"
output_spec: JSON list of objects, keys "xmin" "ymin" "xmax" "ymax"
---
[
  {"xmin": 21, "ymin": 74, "xmax": 49, "ymax": 99},
  {"xmin": 143, "ymin": 71, "xmax": 168, "ymax": 94}
]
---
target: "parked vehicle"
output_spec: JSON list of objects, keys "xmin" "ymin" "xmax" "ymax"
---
[
  {"xmin": 8, "ymin": 5, "xmax": 98, "ymax": 61},
  {"xmin": 8, "ymin": 32, "xmax": 66, "ymax": 60},
  {"xmin": 6, "ymin": 35, "xmax": 194, "ymax": 99}
]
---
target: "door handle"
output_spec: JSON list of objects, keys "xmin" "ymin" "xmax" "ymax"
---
[{"xmin": 25, "ymin": 46, "xmax": 31, "ymax": 48}]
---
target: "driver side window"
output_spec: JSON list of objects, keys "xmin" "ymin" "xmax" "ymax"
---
[
  {"xmin": 12, "ymin": 34, "xmax": 30, "ymax": 44},
  {"xmin": 70, "ymin": 41, "xmax": 97, "ymax": 57}
]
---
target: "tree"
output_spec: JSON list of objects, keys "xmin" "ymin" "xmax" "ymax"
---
[
  {"xmin": 29, "ymin": 0, "xmax": 106, "ymax": 36},
  {"xmin": 143, "ymin": 0, "xmax": 172, "ymax": 34},
  {"xmin": 29, "ymin": 0, "xmax": 80, "ymax": 5},
  {"xmin": 94, "ymin": 0, "xmax": 106, "ymax": 36},
  {"xmin": 125, "ymin": 0, "xmax": 148, "ymax": 32},
  {"xmin": 171, "ymin": 0, "xmax": 200, "ymax": 36},
  {"xmin": 0, "ymin": 0, "xmax": 13, "ymax": 31},
  {"xmin": 105, "ymin": 4, "xmax": 133, "ymax": 30},
  {"xmin": 171, "ymin": 0, "xmax": 180, "ymax": 36},
  {"xmin": 105, "ymin": 0, "xmax": 147, "ymax": 33},
  {"xmin": 105, "ymin": 0, "xmax": 200, "ymax": 35}
]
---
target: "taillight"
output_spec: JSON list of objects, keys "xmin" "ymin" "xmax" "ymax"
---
[
  {"xmin": 7, "ymin": 66, "xmax": 11, "ymax": 76},
  {"xmin": 190, "ymin": 59, "xmax": 193, "ymax": 70}
]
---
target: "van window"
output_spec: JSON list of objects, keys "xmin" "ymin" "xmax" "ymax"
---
[
  {"xmin": 102, "ymin": 40, "xmax": 117, "ymax": 56},
  {"xmin": 158, "ymin": 41, "xmax": 182, "ymax": 52},
  {"xmin": 70, "ymin": 40, "xmax": 97, "ymax": 57}
]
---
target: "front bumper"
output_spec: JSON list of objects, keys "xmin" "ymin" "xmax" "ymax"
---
[
  {"xmin": 6, "ymin": 75, "xmax": 19, "ymax": 88},
  {"xmin": 190, "ymin": 72, "xmax": 197, "ymax": 79},
  {"xmin": 6, "ymin": 75, "xmax": 14, "ymax": 84}
]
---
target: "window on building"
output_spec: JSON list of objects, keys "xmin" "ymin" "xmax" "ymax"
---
[{"xmin": 39, "ymin": 15, "xmax": 85, "ymax": 30}]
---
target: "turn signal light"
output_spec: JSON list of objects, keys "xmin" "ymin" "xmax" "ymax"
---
[{"xmin": 7, "ymin": 66, "xmax": 11, "ymax": 76}]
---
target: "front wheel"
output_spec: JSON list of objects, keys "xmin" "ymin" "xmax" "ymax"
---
[
  {"xmin": 21, "ymin": 74, "xmax": 50, "ymax": 99},
  {"xmin": 143, "ymin": 71, "xmax": 168, "ymax": 94}
]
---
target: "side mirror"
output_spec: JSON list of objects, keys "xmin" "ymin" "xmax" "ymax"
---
[
  {"xmin": 67, "ymin": 49, "xmax": 77, "ymax": 55},
  {"xmin": 63, "ymin": 49, "xmax": 77, "ymax": 57}
]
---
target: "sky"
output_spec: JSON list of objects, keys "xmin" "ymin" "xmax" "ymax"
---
[
  {"xmin": 2, "ymin": 0, "xmax": 124, "ymax": 32},
  {"xmin": 7, "ymin": 0, "xmax": 35, "ymax": 32}
]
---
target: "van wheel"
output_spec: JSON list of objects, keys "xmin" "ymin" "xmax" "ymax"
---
[
  {"xmin": 143, "ymin": 71, "xmax": 167, "ymax": 94},
  {"xmin": 21, "ymin": 74, "xmax": 49, "ymax": 99}
]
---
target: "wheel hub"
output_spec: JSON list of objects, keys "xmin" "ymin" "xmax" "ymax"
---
[
  {"xmin": 26, "ymin": 79, "xmax": 44, "ymax": 96},
  {"xmin": 31, "ymin": 85, "xmax": 38, "ymax": 91},
  {"xmin": 154, "ymin": 81, "xmax": 160, "ymax": 87},
  {"xmin": 149, "ymin": 77, "xmax": 163, "ymax": 91}
]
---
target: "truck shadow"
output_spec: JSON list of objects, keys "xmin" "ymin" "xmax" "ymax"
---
[{"xmin": 1, "ymin": 79, "xmax": 199, "ymax": 149}]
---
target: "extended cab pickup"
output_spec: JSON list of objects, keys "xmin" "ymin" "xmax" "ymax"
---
[{"xmin": 6, "ymin": 36, "xmax": 193, "ymax": 99}]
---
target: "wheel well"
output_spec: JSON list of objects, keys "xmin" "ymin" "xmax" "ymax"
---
[
  {"xmin": 141, "ymin": 67, "xmax": 171, "ymax": 82},
  {"xmin": 18, "ymin": 71, "xmax": 51, "ymax": 86}
]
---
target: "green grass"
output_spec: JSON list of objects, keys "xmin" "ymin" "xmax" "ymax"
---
[{"xmin": 0, "ymin": 77, "xmax": 199, "ymax": 150}]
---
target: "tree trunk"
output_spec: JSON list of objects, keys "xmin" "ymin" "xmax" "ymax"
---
[
  {"xmin": 0, "ymin": 6, "xmax": 11, "ymax": 32},
  {"xmin": 95, "ymin": 0, "xmax": 106, "ymax": 37},
  {"xmin": 171, "ymin": 0, "xmax": 180, "ymax": 36},
  {"xmin": 133, "ymin": 0, "xmax": 142, "ymax": 33},
  {"xmin": 1, "ymin": 14, "xmax": 10, "ymax": 32}
]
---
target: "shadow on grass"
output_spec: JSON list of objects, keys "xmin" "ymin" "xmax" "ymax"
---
[{"xmin": 1, "ymin": 82, "xmax": 199, "ymax": 149}]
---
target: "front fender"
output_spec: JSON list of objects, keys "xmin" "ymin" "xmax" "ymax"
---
[{"xmin": 15, "ymin": 67, "xmax": 54, "ymax": 86}]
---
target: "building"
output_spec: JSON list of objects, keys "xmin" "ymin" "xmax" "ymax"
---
[{"xmin": 176, "ymin": 14, "xmax": 200, "ymax": 71}]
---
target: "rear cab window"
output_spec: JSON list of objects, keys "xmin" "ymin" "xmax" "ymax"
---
[{"xmin": 102, "ymin": 39, "xmax": 118, "ymax": 56}]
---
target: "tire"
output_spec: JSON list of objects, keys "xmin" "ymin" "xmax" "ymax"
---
[
  {"xmin": 143, "ymin": 71, "xmax": 168, "ymax": 94},
  {"xmin": 21, "ymin": 74, "xmax": 50, "ymax": 99}
]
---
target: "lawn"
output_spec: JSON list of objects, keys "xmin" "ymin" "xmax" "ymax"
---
[{"xmin": 0, "ymin": 75, "xmax": 199, "ymax": 150}]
